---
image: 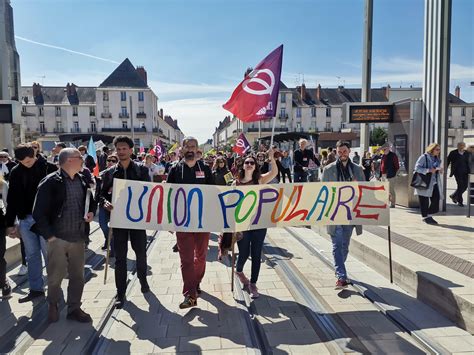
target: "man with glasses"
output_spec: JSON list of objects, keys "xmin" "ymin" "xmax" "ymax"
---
[
  {"xmin": 99, "ymin": 136, "xmax": 151, "ymax": 309},
  {"xmin": 33, "ymin": 148, "xmax": 96, "ymax": 323},
  {"xmin": 0, "ymin": 152, "xmax": 16, "ymax": 180},
  {"xmin": 5, "ymin": 144, "xmax": 57, "ymax": 303},
  {"xmin": 51, "ymin": 142, "xmax": 66, "ymax": 164},
  {"xmin": 167, "ymin": 137, "xmax": 214, "ymax": 309}
]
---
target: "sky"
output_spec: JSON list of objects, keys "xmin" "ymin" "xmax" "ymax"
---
[{"xmin": 12, "ymin": 0, "xmax": 474, "ymax": 142}]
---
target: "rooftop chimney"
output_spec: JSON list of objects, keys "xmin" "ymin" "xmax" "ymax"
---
[
  {"xmin": 300, "ymin": 83, "xmax": 306, "ymax": 100},
  {"xmin": 316, "ymin": 84, "xmax": 321, "ymax": 101},
  {"xmin": 455, "ymin": 85, "xmax": 460, "ymax": 98},
  {"xmin": 136, "ymin": 66, "xmax": 148, "ymax": 85},
  {"xmin": 32, "ymin": 82, "xmax": 42, "ymax": 97},
  {"xmin": 385, "ymin": 84, "xmax": 391, "ymax": 100},
  {"xmin": 159, "ymin": 108, "xmax": 163, "ymax": 118}
]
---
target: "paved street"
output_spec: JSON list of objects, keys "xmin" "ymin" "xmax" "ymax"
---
[{"xmin": 1, "ymin": 176, "xmax": 473, "ymax": 354}]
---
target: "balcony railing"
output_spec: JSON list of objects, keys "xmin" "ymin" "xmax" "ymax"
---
[
  {"xmin": 247, "ymin": 127, "xmax": 288, "ymax": 132},
  {"xmin": 119, "ymin": 113, "xmax": 129, "ymax": 118},
  {"xmin": 279, "ymin": 114, "xmax": 289, "ymax": 120},
  {"xmin": 152, "ymin": 128, "xmax": 164, "ymax": 133},
  {"xmin": 90, "ymin": 112, "xmax": 96, "ymax": 117},
  {"xmin": 136, "ymin": 112, "xmax": 146, "ymax": 118},
  {"xmin": 70, "ymin": 128, "xmax": 82, "ymax": 133},
  {"xmin": 88, "ymin": 128, "xmax": 97, "ymax": 133},
  {"xmin": 102, "ymin": 127, "xmax": 147, "ymax": 132},
  {"xmin": 53, "ymin": 128, "xmax": 65, "ymax": 133},
  {"xmin": 101, "ymin": 113, "xmax": 112, "ymax": 118}
]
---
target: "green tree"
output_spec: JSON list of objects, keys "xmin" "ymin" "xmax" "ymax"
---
[{"xmin": 370, "ymin": 127, "xmax": 388, "ymax": 146}]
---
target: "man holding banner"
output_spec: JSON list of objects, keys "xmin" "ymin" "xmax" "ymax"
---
[
  {"xmin": 166, "ymin": 136, "xmax": 215, "ymax": 309},
  {"xmin": 99, "ymin": 136, "xmax": 151, "ymax": 309},
  {"xmin": 322, "ymin": 140, "xmax": 365, "ymax": 289}
]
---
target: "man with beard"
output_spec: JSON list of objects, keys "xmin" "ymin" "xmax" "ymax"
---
[
  {"xmin": 167, "ymin": 137, "xmax": 214, "ymax": 309},
  {"xmin": 99, "ymin": 136, "xmax": 151, "ymax": 309},
  {"xmin": 322, "ymin": 141, "xmax": 365, "ymax": 289}
]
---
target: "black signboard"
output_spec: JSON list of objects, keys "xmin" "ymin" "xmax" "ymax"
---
[
  {"xmin": 0, "ymin": 104, "xmax": 13, "ymax": 124},
  {"xmin": 349, "ymin": 104, "xmax": 393, "ymax": 123}
]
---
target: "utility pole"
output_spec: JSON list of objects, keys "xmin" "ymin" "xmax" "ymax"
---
[
  {"xmin": 360, "ymin": 0, "xmax": 373, "ymax": 154},
  {"xmin": 130, "ymin": 94, "xmax": 135, "ymax": 148}
]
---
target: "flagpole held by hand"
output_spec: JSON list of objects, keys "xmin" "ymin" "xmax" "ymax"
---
[
  {"xmin": 104, "ymin": 225, "xmax": 113, "ymax": 285},
  {"xmin": 270, "ymin": 116, "xmax": 277, "ymax": 147}
]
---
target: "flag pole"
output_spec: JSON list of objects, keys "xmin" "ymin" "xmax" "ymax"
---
[{"xmin": 270, "ymin": 116, "xmax": 277, "ymax": 147}]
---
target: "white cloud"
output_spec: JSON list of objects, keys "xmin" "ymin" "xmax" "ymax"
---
[
  {"xmin": 148, "ymin": 80, "xmax": 233, "ymax": 98},
  {"xmin": 160, "ymin": 97, "xmax": 229, "ymax": 142}
]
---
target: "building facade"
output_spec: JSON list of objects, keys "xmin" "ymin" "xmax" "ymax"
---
[
  {"xmin": 21, "ymin": 58, "xmax": 184, "ymax": 152},
  {"xmin": 213, "ymin": 83, "xmax": 473, "ymax": 150}
]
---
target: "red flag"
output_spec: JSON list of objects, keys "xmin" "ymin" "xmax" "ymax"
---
[
  {"xmin": 232, "ymin": 133, "xmax": 251, "ymax": 156},
  {"xmin": 223, "ymin": 45, "xmax": 283, "ymax": 122}
]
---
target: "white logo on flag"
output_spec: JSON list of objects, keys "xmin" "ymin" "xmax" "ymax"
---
[
  {"xmin": 236, "ymin": 138, "xmax": 250, "ymax": 153},
  {"xmin": 242, "ymin": 69, "xmax": 275, "ymax": 96}
]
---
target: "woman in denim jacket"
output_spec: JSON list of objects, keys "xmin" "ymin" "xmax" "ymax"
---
[{"xmin": 414, "ymin": 143, "xmax": 443, "ymax": 224}]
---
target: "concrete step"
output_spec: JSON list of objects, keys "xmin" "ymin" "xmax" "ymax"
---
[{"xmin": 312, "ymin": 225, "xmax": 474, "ymax": 334}]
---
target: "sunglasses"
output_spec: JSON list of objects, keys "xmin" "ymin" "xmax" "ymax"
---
[
  {"xmin": 244, "ymin": 161, "xmax": 255, "ymax": 165},
  {"xmin": 107, "ymin": 159, "xmax": 117, "ymax": 163}
]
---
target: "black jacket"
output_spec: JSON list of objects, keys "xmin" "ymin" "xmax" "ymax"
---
[
  {"xmin": 84, "ymin": 154, "xmax": 96, "ymax": 172},
  {"xmin": 294, "ymin": 149, "xmax": 320, "ymax": 173},
  {"xmin": 167, "ymin": 160, "xmax": 214, "ymax": 185},
  {"xmin": 446, "ymin": 149, "xmax": 470, "ymax": 177},
  {"xmin": 32, "ymin": 170, "xmax": 97, "ymax": 240},
  {"xmin": 99, "ymin": 160, "xmax": 151, "ymax": 206},
  {"xmin": 5, "ymin": 158, "xmax": 57, "ymax": 227}
]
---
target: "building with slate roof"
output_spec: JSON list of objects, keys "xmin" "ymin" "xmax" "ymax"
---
[
  {"xmin": 213, "ymin": 83, "xmax": 473, "ymax": 150},
  {"xmin": 21, "ymin": 58, "xmax": 184, "ymax": 152}
]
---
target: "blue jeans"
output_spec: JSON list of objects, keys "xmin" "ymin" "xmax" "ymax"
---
[
  {"xmin": 18, "ymin": 215, "xmax": 47, "ymax": 291},
  {"xmin": 330, "ymin": 225, "xmax": 354, "ymax": 280},
  {"xmin": 294, "ymin": 171, "xmax": 307, "ymax": 183},
  {"xmin": 236, "ymin": 228, "xmax": 266, "ymax": 284}
]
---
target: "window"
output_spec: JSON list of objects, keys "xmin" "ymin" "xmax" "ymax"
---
[
  {"xmin": 89, "ymin": 106, "xmax": 95, "ymax": 116},
  {"xmin": 103, "ymin": 91, "xmax": 109, "ymax": 101},
  {"xmin": 461, "ymin": 120, "xmax": 465, "ymax": 129},
  {"xmin": 91, "ymin": 121, "xmax": 97, "ymax": 132},
  {"xmin": 138, "ymin": 92, "xmax": 144, "ymax": 101},
  {"xmin": 73, "ymin": 121, "xmax": 79, "ymax": 130},
  {"xmin": 138, "ymin": 106, "xmax": 144, "ymax": 114},
  {"xmin": 296, "ymin": 107, "xmax": 302, "ymax": 118},
  {"xmin": 280, "ymin": 94, "xmax": 286, "ymax": 103},
  {"xmin": 448, "ymin": 120, "xmax": 452, "ymax": 128},
  {"xmin": 103, "ymin": 105, "xmax": 109, "ymax": 114},
  {"xmin": 141, "ymin": 122, "xmax": 146, "ymax": 129},
  {"xmin": 296, "ymin": 122, "xmax": 301, "ymax": 132},
  {"xmin": 121, "ymin": 106, "xmax": 128, "ymax": 117},
  {"xmin": 280, "ymin": 108, "xmax": 286, "ymax": 118},
  {"xmin": 22, "ymin": 106, "xmax": 26, "ymax": 113},
  {"xmin": 122, "ymin": 121, "xmax": 128, "ymax": 129},
  {"xmin": 461, "ymin": 107, "xmax": 466, "ymax": 116},
  {"xmin": 73, "ymin": 106, "xmax": 78, "ymax": 116},
  {"xmin": 40, "ymin": 121, "xmax": 45, "ymax": 133},
  {"xmin": 38, "ymin": 106, "xmax": 44, "ymax": 116},
  {"xmin": 56, "ymin": 121, "xmax": 62, "ymax": 131},
  {"xmin": 55, "ymin": 106, "xmax": 61, "ymax": 116},
  {"xmin": 311, "ymin": 107, "xmax": 316, "ymax": 117},
  {"xmin": 326, "ymin": 107, "xmax": 331, "ymax": 117},
  {"xmin": 325, "ymin": 122, "xmax": 331, "ymax": 131},
  {"xmin": 120, "ymin": 91, "xmax": 126, "ymax": 101}
]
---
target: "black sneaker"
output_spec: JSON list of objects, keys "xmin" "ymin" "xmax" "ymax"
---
[
  {"xmin": 18, "ymin": 290, "xmax": 45, "ymax": 303},
  {"xmin": 450, "ymin": 194, "xmax": 458, "ymax": 204},
  {"xmin": 423, "ymin": 217, "xmax": 438, "ymax": 225},
  {"xmin": 114, "ymin": 295, "xmax": 126, "ymax": 309},
  {"xmin": 1, "ymin": 282, "xmax": 12, "ymax": 299},
  {"xmin": 179, "ymin": 296, "xmax": 197, "ymax": 309},
  {"xmin": 458, "ymin": 202, "xmax": 464, "ymax": 207}
]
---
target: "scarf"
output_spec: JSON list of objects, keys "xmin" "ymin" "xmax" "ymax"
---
[{"xmin": 336, "ymin": 158, "xmax": 355, "ymax": 182}]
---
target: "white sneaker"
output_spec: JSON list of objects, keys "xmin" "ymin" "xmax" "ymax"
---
[{"xmin": 17, "ymin": 264, "xmax": 28, "ymax": 276}]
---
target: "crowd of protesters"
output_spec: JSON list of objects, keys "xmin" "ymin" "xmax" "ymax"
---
[{"xmin": 1, "ymin": 135, "xmax": 473, "ymax": 321}]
